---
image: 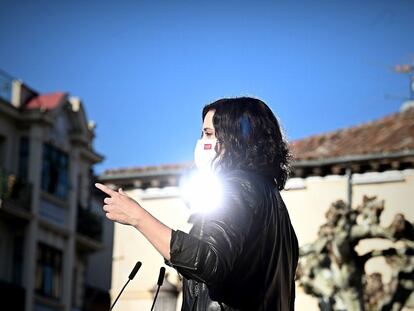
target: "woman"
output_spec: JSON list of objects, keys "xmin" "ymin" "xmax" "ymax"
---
[{"xmin": 95, "ymin": 97, "xmax": 299, "ymax": 310}]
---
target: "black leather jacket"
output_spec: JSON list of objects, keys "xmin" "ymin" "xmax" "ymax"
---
[{"xmin": 167, "ymin": 170, "xmax": 299, "ymax": 310}]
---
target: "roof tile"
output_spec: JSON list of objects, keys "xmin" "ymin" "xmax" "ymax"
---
[
  {"xmin": 291, "ymin": 108, "xmax": 414, "ymax": 161},
  {"xmin": 25, "ymin": 92, "xmax": 66, "ymax": 110}
]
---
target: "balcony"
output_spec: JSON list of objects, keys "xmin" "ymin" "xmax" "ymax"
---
[
  {"xmin": 76, "ymin": 204, "xmax": 103, "ymax": 242},
  {"xmin": 0, "ymin": 169, "xmax": 32, "ymax": 212}
]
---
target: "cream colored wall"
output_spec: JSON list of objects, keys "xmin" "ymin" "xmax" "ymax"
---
[
  {"xmin": 352, "ymin": 171, "xmax": 414, "ymax": 226},
  {"xmin": 283, "ymin": 175, "xmax": 348, "ymax": 245},
  {"xmin": 111, "ymin": 169, "xmax": 414, "ymax": 311},
  {"xmin": 284, "ymin": 170, "xmax": 414, "ymax": 243},
  {"xmin": 282, "ymin": 169, "xmax": 414, "ymax": 311},
  {"xmin": 111, "ymin": 189, "xmax": 191, "ymax": 311}
]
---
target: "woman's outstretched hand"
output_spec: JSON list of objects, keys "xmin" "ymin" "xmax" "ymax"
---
[
  {"xmin": 95, "ymin": 183, "xmax": 143, "ymax": 227},
  {"xmin": 94, "ymin": 182, "xmax": 172, "ymax": 260}
]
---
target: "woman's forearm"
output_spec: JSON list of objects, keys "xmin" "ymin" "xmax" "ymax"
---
[{"xmin": 134, "ymin": 208, "xmax": 173, "ymax": 260}]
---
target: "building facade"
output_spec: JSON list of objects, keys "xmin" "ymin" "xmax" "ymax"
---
[{"xmin": 0, "ymin": 71, "xmax": 113, "ymax": 311}]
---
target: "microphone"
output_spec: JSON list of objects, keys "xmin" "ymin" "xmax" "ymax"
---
[
  {"xmin": 150, "ymin": 267, "xmax": 166, "ymax": 311},
  {"xmin": 110, "ymin": 261, "xmax": 142, "ymax": 311},
  {"xmin": 129, "ymin": 261, "xmax": 142, "ymax": 280},
  {"xmin": 157, "ymin": 267, "xmax": 166, "ymax": 286}
]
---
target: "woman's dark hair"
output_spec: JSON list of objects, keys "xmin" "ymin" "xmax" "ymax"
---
[{"xmin": 202, "ymin": 97, "xmax": 291, "ymax": 190}]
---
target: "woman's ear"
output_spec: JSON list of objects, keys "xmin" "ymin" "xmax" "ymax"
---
[{"xmin": 215, "ymin": 140, "xmax": 224, "ymax": 155}]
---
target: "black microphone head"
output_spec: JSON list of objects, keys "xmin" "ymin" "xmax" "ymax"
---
[
  {"xmin": 129, "ymin": 261, "xmax": 142, "ymax": 280},
  {"xmin": 157, "ymin": 267, "xmax": 166, "ymax": 286}
]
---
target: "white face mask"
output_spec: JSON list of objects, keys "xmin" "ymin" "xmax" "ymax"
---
[{"xmin": 194, "ymin": 139, "xmax": 218, "ymax": 172}]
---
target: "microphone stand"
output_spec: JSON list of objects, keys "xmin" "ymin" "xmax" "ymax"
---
[
  {"xmin": 110, "ymin": 279, "xmax": 131, "ymax": 311},
  {"xmin": 110, "ymin": 261, "xmax": 142, "ymax": 311},
  {"xmin": 150, "ymin": 267, "xmax": 166, "ymax": 311}
]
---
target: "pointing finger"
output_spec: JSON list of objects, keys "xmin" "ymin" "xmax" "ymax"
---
[{"xmin": 95, "ymin": 183, "xmax": 116, "ymax": 196}]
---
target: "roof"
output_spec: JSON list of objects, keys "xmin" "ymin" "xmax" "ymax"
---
[
  {"xmin": 102, "ymin": 162, "xmax": 192, "ymax": 179},
  {"xmin": 290, "ymin": 107, "xmax": 414, "ymax": 162},
  {"xmin": 101, "ymin": 107, "xmax": 414, "ymax": 179},
  {"xmin": 25, "ymin": 92, "xmax": 66, "ymax": 110}
]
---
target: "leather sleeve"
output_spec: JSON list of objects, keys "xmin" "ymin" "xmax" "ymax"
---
[{"xmin": 168, "ymin": 171, "xmax": 260, "ymax": 287}]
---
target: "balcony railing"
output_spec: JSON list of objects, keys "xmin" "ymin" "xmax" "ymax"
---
[
  {"xmin": 76, "ymin": 205, "xmax": 103, "ymax": 241},
  {"xmin": 0, "ymin": 169, "xmax": 32, "ymax": 211}
]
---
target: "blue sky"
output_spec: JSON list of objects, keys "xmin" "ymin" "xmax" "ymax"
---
[{"xmin": 1, "ymin": 0, "xmax": 413, "ymax": 174}]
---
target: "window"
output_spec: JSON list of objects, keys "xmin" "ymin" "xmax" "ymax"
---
[
  {"xmin": 41, "ymin": 143, "xmax": 69, "ymax": 200},
  {"xmin": 35, "ymin": 243, "xmax": 62, "ymax": 299}
]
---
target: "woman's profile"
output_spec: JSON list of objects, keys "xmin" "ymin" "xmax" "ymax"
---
[{"xmin": 96, "ymin": 97, "xmax": 299, "ymax": 310}]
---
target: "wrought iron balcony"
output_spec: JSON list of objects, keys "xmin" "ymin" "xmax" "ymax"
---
[
  {"xmin": 76, "ymin": 204, "xmax": 103, "ymax": 241},
  {"xmin": 0, "ymin": 169, "xmax": 32, "ymax": 211}
]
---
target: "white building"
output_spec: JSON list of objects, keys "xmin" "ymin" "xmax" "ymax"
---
[{"xmin": 0, "ymin": 70, "xmax": 113, "ymax": 311}]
